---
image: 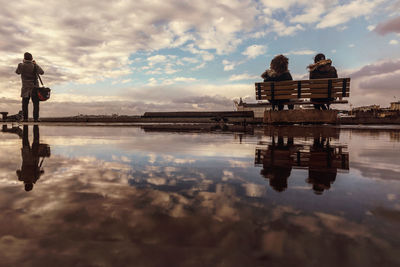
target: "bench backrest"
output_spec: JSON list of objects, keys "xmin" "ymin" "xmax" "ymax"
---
[{"xmin": 255, "ymin": 78, "xmax": 350, "ymax": 101}]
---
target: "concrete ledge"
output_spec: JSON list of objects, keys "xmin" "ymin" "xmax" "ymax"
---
[
  {"xmin": 264, "ymin": 110, "xmax": 338, "ymax": 124},
  {"xmin": 143, "ymin": 111, "xmax": 254, "ymax": 118}
]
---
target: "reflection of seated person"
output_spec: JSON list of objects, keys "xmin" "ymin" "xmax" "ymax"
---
[
  {"xmin": 307, "ymin": 137, "xmax": 337, "ymax": 195},
  {"xmin": 260, "ymin": 136, "xmax": 293, "ymax": 192},
  {"xmin": 16, "ymin": 125, "xmax": 49, "ymax": 191}
]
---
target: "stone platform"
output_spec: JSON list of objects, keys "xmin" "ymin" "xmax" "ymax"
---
[{"xmin": 264, "ymin": 110, "xmax": 338, "ymax": 124}]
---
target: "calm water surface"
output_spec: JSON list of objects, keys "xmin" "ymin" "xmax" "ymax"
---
[{"xmin": 0, "ymin": 124, "xmax": 399, "ymax": 267}]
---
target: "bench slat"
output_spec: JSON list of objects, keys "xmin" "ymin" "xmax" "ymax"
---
[
  {"xmin": 255, "ymin": 82, "xmax": 350, "ymax": 91},
  {"xmin": 266, "ymin": 93, "xmax": 350, "ymax": 100},
  {"xmin": 264, "ymin": 88, "xmax": 350, "ymax": 96}
]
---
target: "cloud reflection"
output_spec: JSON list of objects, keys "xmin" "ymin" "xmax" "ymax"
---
[{"xmin": 0, "ymin": 125, "xmax": 399, "ymax": 266}]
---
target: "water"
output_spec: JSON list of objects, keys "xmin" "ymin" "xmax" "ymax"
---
[{"xmin": 0, "ymin": 124, "xmax": 399, "ymax": 267}]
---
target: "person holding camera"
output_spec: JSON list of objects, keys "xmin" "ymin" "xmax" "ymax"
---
[{"xmin": 16, "ymin": 52, "xmax": 44, "ymax": 122}]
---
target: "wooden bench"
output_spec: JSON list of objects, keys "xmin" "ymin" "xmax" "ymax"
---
[{"xmin": 255, "ymin": 78, "xmax": 350, "ymax": 109}]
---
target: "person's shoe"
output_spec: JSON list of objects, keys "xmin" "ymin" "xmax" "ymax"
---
[{"xmin": 34, "ymin": 119, "xmax": 41, "ymax": 123}]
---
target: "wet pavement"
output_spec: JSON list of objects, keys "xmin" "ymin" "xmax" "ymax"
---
[{"xmin": 0, "ymin": 124, "xmax": 399, "ymax": 267}]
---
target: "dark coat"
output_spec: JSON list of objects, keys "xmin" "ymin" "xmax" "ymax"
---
[
  {"xmin": 261, "ymin": 70, "xmax": 293, "ymax": 82},
  {"xmin": 16, "ymin": 60, "xmax": 44, "ymax": 98},
  {"xmin": 308, "ymin": 60, "xmax": 337, "ymax": 79}
]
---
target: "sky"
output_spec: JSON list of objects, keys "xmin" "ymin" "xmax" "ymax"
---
[{"xmin": 0, "ymin": 0, "xmax": 400, "ymax": 116}]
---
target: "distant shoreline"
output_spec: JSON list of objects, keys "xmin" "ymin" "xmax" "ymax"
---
[{"xmin": 2, "ymin": 111, "xmax": 400, "ymax": 125}]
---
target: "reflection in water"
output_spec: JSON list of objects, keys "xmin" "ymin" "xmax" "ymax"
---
[
  {"xmin": 255, "ymin": 126, "xmax": 349, "ymax": 194},
  {"xmin": 2, "ymin": 125, "xmax": 51, "ymax": 191},
  {"xmin": 0, "ymin": 125, "xmax": 399, "ymax": 266},
  {"xmin": 258, "ymin": 136, "xmax": 293, "ymax": 192}
]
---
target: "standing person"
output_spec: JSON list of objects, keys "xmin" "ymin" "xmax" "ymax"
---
[
  {"xmin": 307, "ymin": 53, "xmax": 338, "ymax": 110},
  {"xmin": 16, "ymin": 52, "xmax": 44, "ymax": 122},
  {"xmin": 261, "ymin": 54, "xmax": 294, "ymax": 110}
]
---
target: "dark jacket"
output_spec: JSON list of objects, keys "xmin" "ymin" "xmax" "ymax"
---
[
  {"xmin": 16, "ymin": 60, "xmax": 44, "ymax": 98},
  {"xmin": 308, "ymin": 59, "xmax": 337, "ymax": 79},
  {"xmin": 261, "ymin": 69, "xmax": 293, "ymax": 82}
]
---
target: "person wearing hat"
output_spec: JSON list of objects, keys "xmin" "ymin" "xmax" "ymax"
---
[{"xmin": 16, "ymin": 52, "xmax": 44, "ymax": 122}]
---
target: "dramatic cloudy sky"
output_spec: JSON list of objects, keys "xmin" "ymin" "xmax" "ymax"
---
[{"xmin": 1, "ymin": 0, "xmax": 400, "ymax": 115}]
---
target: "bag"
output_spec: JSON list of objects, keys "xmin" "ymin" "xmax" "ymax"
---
[
  {"xmin": 34, "ymin": 64, "xmax": 51, "ymax": 101},
  {"xmin": 36, "ymin": 87, "xmax": 51, "ymax": 101},
  {"xmin": 38, "ymin": 143, "xmax": 51, "ymax": 157}
]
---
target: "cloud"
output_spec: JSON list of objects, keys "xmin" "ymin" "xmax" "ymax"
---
[
  {"xmin": 260, "ymin": 0, "xmax": 309, "ymax": 11},
  {"xmin": 316, "ymin": 0, "xmax": 382, "ymax": 29},
  {"xmin": 0, "ymin": 0, "xmax": 260, "ymax": 87},
  {"xmin": 290, "ymin": 2, "xmax": 330, "ymax": 24},
  {"xmin": 285, "ymin": 49, "xmax": 316, "ymax": 56},
  {"xmin": 222, "ymin": 59, "xmax": 244, "ymax": 71},
  {"xmin": 162, "ymin": 77, "xmax": 198, "ymax": 85},
  {"xmin": 345, "ymin": 58, "xmax": 400, "ymax": 106},
  {"xmin": 183, "ymin": 44, "xmax": 215, "ymax": 61},
  {"xmin": 389, "ymin": 40, "xmax": 399, "ymax": 45},
  {"xmin": 222, "ymin": 60, "xmax": 236, "ymax": 71},
  {"xmin": 242, "ymin": 45, "xmax": 267, "ymax": 59},
  {"xmin": 191, "ymin": 62, "xmax": 206, "ymax": 70},
  {"xmin": 229, "ymin": 73, "xmax": 259, "ymax": 81},
  {"xmin": 374, "ymin": 16, "xmax": 400, "ymax": 35},
  {"xmin": 0, "ymin": 82, "xmax": 256, "ymax": 116},
  {"xmin": 147, "ymin": 55, "xmax": 169, "ymax": 65},
  {"xmin": 271, "ymin": 20, "xmax": 305, "ymax": 36},
  {"xmin": 0, "ymin": 136, "xmax": 397, "ymax": 267},
  {"xmin": 349, "ymin": 59, "xmax": 400, "ymax": 78},
  {"xmin": 181, "ymin": 57, "xmax": 199, "ymax": 64},
  {"xmin": 358, "ymin": 71, "xmax": 400, "ymax": 93}
]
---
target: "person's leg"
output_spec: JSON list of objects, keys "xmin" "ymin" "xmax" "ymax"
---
[
  {"xmin": 288, "ymin": 104, "xmax": 294, "ymax": 110},
  {"xmin": 312, "ymin": 99, "xmax": 320, "ymax": 110},
  {"xmin": 22, "ymin": 125, "xmax": 29, "ymax": 147},
  {"xmin": 278, "ymin": 103, "xmax": 284, "ymax": 111},
  {"xmin": 22, "ymin": 97, "xmax": 29, "ymax": 121},
  {"xmin": 32, "ymin": 88, "xmax": 40, "ymax": 121},
  {"xmin": 33, "ymin": 125, "xmax": 39, "ymax": 144}
]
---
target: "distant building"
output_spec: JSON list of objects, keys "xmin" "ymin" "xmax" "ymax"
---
[
  {"xmin": 234, "ymin": 98, "xmax": 271, "ymax": 118},
  {"xmin": 352, "ymin": 105, "xmax": 380, "ymax": 112},
  {"xmin": 234, "ymin": 98, "xmax": 307, "ymax": 118},
  {"xmin": 390, "ymin": 101, "xmax": 400, "ymax": 111}
]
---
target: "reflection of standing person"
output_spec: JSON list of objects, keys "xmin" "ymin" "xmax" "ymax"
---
[
  {"xmin": 307, "ymin": 53, "xmax": 338, "ymax": 110},
  {"xmin": 260, "ymin": 136, "xmax": 294, "ymax": 192},
  {"xmin": 16, "ymin": 52, "xmax": 44, "ymax": 122},
  {"xmin": 307, "ymin": 137, "xmax": 337, "ymax": 195},
  {"xmin": 16, "ymin": 125, "xmax": 44, "ymax": 191},
  {"xmin": 261, "ymin": 55, "xmax": 294, "ymax": 111}
]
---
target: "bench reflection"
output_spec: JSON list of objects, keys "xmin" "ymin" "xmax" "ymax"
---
[{"xmin": 255, "ymin": 126, "xmax": 349, "ymax": 194}]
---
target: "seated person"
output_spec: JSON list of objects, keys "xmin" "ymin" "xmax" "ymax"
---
[
  {"xmin": 307, "ymin": 53, "xmax": 338, "ymax": 110},
  {"xmin": 261, "ymin": 54, "xmax": 294, "ymax": 111}
]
